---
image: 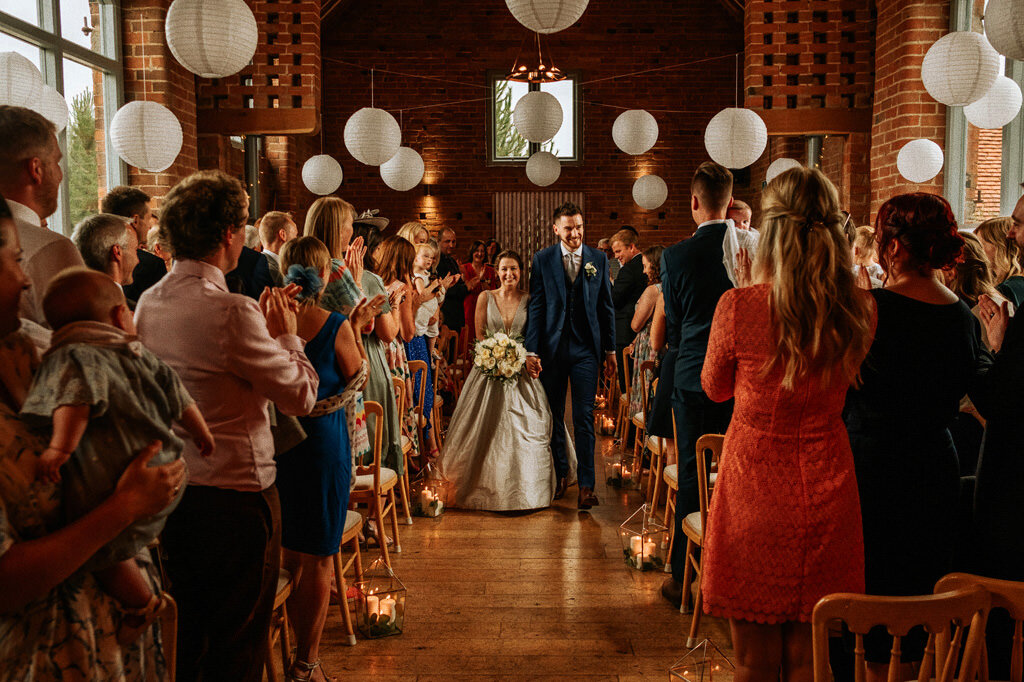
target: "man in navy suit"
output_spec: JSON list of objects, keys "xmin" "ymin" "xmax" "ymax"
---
[
  {"xmin": 525, "ymin": 202, "xmax": 616, "ymax": 510},
  {"xmin": 660, "ymin": 162, "xmax": 736, "ymax": 606}
]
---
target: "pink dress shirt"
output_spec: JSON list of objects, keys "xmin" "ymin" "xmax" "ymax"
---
[{"xmin": 134, "ymin": 259, "xmax": 319, "ymax": 492}]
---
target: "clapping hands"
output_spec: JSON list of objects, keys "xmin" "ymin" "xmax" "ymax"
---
[
  {"xmin": 978, "ymin": 294, "xmax": 1011, "ymax": 353},
  {"xmin": 260, "ymin": 284, "xmax": 301, "ymax": 338}
]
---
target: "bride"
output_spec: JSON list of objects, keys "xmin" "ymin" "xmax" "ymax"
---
[{"xmin": 434, "ymin": 250, "xmax": 573, "ymax": 511}]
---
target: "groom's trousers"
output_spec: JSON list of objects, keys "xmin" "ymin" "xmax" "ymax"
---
[{"xmin": 541, "ymin": 338, "xmax": 598, "ymax": 490}]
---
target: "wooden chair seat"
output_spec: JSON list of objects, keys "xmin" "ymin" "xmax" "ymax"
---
[
  {"xmin": 342, "ymin": 509, "xmax": 363, "ymax": 536},
  {"xmin": 682, "ymin": 511, "xmax": 702, "ymax": 539},
  {"xmin": 400, "ymin": 435, "xmax": 413, "ymax": 454},
  {"xmin": 354, "ymin": 467, "xmax": 398, "ymax": 491},
  {"xmin": 646, "ymin": 435, "xmax": 663, "ymax": 456},
  {"xmin": 663, "ymin": 463, "xmax": 678, "ymax": 487},
  {"xmin": 631, "ymin": 411, "xmax": 644, "ymax": 429}
]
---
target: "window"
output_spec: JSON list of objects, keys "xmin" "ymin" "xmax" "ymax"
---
[
  {"xmin": 488, "ymin": 71, "xmax": 582, "ymax": 164},
  {"xmin": 0, "ymin": 1, "xmax": 124, "ymax": 235}
]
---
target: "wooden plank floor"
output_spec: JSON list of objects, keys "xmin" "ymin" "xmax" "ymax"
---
[{"xmin": 306, "ymin": 432, "xmax": 735, "ymax": 681}]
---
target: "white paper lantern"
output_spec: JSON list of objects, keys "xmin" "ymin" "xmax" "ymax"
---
[
  {"xmin": 505, "ymin": 0, "xmax": 589, "ymax": 34},
  {"xmin": 525, "ymin": 151, "xmax": 561, "ymax": 186},
  {"xmin": 704, "ymin": 108, "xmax": 768, "ymax": 169},
  {"xmin": 983, "ymin": 0, "xmax": 1024, "ymax": 62},
  {"xmin": 109, "ymin": 101, "xmax": 183, "ymax": 173},
  {"xmin": 35, "ymin": 85, "xmax": 69, "ymax": 133},
  {"xmin": 765, "ymin": 158, "xmax": 802, "ymax": 184},
  {"xmin": 380, "ymin": 147, "xmax": 425, "ymax": 191},
  {"xmin": 897, "ymin": 139, "xmax": 944, "ymax": 184},
  {"xmin": 612, "ymin": 109, "xmax": 658, "ymax": 155},
  {"xmin": 513, "ymin": 91, "xmax": 563, "ymax": 143},
  {"xmin": 302, "ymin": 155, "xmax": 343, "ymax": 195},
  {"xmin": 965, "ymin": 75, "xmax": 1023, "ymax": 129},
  {"xmin": 344, "ymin": 107, "xmax": 402, "ymax": 167},
  {"xmin": 165, "ymin": 0, "xmax": 258, "ymax": 79},
  {"xmin": 0, "ymin": 52, "xmax": 43, "ymax": 108},
  {"xmin": 633, "ymin": 174, "xmax": 668, "ymax": 210},
  {"xmin": 921, "ymin": 31, "xmax": 1000, "ymax": 107}
]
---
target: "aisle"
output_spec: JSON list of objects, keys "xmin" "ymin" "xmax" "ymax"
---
[{"xmin": 311, "ymin": 431, "xmax": 733, "ymax": 681}]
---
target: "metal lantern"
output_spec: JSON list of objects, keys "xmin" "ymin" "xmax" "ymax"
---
[
  {"xmin": 355, "ymin": 558, "xmax": 407, "ymax": 638},
  {"xmin": 512, "ymin": 90, "xmax": 563, "ymax": 143},
  {"xmin": 0, "ymin": 51, "xmax": 43, "ymax": 108},
  {"xmin": 36, "ymin": 86, "xmax": 69, "ymax": 133},
  {"xmin": 669, "ymin": 639, "xmax": 735, "ymax": 682},
  {"xmin": 984, "ymin": 0, "xmax": 1024, "ymax": 62},
  {"xmin": 612, "ymin": 109, "xmax": 659, "ymax": 155},
  {"xmin": 301, "ymin": 155, "xmax": 343, "ymax": 196},
  {"xmin": 344, "ymin": 107, "xmax": 402, "ymax": 166},
  {"xmin": 765, "ymin": 158, "xmax": 802, "ymax": 185},
  {"xmin": 619, "ymin": 504, "xmax": 669, "ymax": 571},
  {"xmin": 109, "ymin": 100, "xmax": 183, "ymax": 173},
  {"xmin": 897, "ymin": 139, "xmax": 944, "ymax": 184},
  {"xmin": 165, "ymin": 0, "xmax": 258, "ymax": 79},
  {"xmin": 704, "ymin": 108, "xmax": 768, "ymax": 169},
  {"xmin": 505, "ymin": 0, "xmax": 589, "ymax": 34},
  {"xmin": 921, "ymin": 31, "xmax": 1000, "ymax": 107},
  {"xmin": 632, "ymin": 174, "xmax": 668, "ymax": 210},
  {"xmin": 965, "ymin": 75, "xmax": 1023, "ymax": 129},
  {"xmin": 380, "ymin": 147, "xmax": 425, "ymax": 191},
  {"xmin": 606, "ymin": 450, "xmax": 641, "ymax": 490},
  {"xmin": 412, "ymin": 480, "xmax": 446, "ymax": 518},
  {"xmin": 525, "ymin": 151, "xmax": 561, "ymax": 186}
]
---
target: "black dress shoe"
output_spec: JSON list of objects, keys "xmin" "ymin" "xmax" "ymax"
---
[
  {"xmin": 661, "ymin": 577, "xmax": 683, "ymax": 609},
  {"xmin": 577, "ymin": 487, "xmax": 599, "ymax": 509},
  {"xmin": 554, "ymin": 477, "xmax": 568, "ymax": 500}
]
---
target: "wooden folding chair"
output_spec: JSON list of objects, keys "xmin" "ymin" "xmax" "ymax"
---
[
  {"xmin": 430, "ymin": 348, "xmax": 447, "ymax": 449},
  {"xmin": 332, "ymin": 510, "xmax": 365, "ymax": 646},
  {"xmin": 265, "ymin": 569, "xmax": 294, "ymax": 682},
  {"xmin": 391, "ymin": 376, "xmax": 413, "ymax": 525},
  {"xmin": 629, "ymin": 360, "xmax": 662, "ymax": 503},
  {"xmin": 614, "ymin": 345, "xmax": 633, "ymax": 441},
  {"xmin": 407, "ymin": 359, "xmax": 429, "ymax": 458},
  {"xmin": 350, "ymin": 401, "xmax": 402, "ymax": 566}
]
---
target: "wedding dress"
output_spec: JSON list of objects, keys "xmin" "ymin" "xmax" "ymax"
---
[{"xmin": 434, "ymin": 291, "xmax": 574, "ymax": 510}]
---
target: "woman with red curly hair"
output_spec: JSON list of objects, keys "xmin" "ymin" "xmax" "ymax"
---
[{"xmin": 842, "ymin": 193, "xmax": 983, "ymax": 677}]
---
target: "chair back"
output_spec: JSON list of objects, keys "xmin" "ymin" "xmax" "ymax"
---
[
  {"xmin": 811, "ymin": 587, "xmax": 990, "ymax": 682},
  {"xmin": 936, "ymin": 573, "xmax": 1024, "ymax": 682},
  {"xmin": 695, "ymin": 434, "xmax": 723, "ymax": 532},
  {"xmin": 639, "ymin": 360, "xmax": 656, "ymax": 416},
  {"xmin": 407, "ymin": 360, "xmax": 429, "ymax": 411},
  {"xmin": 363, "ymin": 400, "xmax": 384, "ymax": 492},
  {"xmin": 620, "ymin": 345, "xmax": 633, "ymax": 402}
]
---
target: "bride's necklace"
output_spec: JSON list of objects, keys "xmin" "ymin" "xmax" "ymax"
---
[{"xmin": 493, "ymin": 289, "xmax": 520, "ymax": 331}]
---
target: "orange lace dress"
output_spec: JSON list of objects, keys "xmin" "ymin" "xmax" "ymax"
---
[{"xmin": 699, "ymin": 284, "xmax": 875, "ymax": 624}]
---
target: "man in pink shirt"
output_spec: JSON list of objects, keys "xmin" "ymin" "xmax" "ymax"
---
[{"xmin": 135, "ymin": 170, "xmax": 318, "ymax": 682}]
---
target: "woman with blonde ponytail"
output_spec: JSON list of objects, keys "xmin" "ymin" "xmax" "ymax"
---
[{"xmin": 698, "ymin": 168, "xmax": 876, "ymax": 682}]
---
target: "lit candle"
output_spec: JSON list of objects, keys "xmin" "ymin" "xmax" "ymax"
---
[
  {"xmin": 630, "ymin": 535, "xmax": 642, "ymax": 556},
  {"xmin": 643, "ymin": 539, "xmax": 657, "ymax": 560},
  {"xmin": 419, "ymin": 488, "xmax": 433, "ymax": 507},
  {"xmin": 434, "ymin": 499, "xmax": 444, "ymax": 515},
  {"xmin": 379, "ymin": 594, "xmax": 397, "ymax": 624},
  {"xmin": 366, "ymin": 594, "xmax": 380, "ymax": 617},
  {"xmin": 622, "ymin": 466, "xmax": 631, "ymax": 478}
]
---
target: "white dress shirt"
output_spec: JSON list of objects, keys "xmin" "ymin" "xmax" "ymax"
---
[{"xmin": 8, "ymin": 199, "xmax": 84, "ymax": 325}]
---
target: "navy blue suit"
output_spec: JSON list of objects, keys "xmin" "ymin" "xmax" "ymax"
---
[{"xmin": 526, "ymin": 244, "xmax": 615, "ymax": 489}]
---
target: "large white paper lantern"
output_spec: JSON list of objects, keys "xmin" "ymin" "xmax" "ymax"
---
[
  {"xmin": 0, "ymin": 52, "xmax": 43, "ymax": 108},
  {"xmin": 983, "ymin": 0, "xmax": 1024, "ymax": 62},
  {"xmin": 165, "ymin": 0, "xmax": 258, "ymax": 79},
  {"xmin": 302, "ymin": 155, "xmax": 343, "ymax": 195},
  {"xmin": 35, "ymin": 86, "xmax": 69, "ymax": 133},
  {"xmin": 921, "ymin": 31, "xmax": 1000, "ymax": 107},
  {"xmin": 633, "ymin": 174, "xmax": 668, "ymax": 210},
  {"xmin": 380, "ymin": 147, "xmax": 424, "ymax": 191},
  {"xmin": 526, "ymin": 151, "xmax": 561, "ymax": 186},
  {"xmin": 109, "ymin": 101, "xmax": 183, "ymax": 173},
  {"xmin": 704, "ymin": 108, "xmax": 768, "ymax": 169},
  {"xmin": 513, "ymin": 91, "xmax": 563, "ymax": 143},
  {"xmin": 766, "ymin": 158, "xmax": 802, "ymax": 184},
  {"xmin": 612, "ymin": 109, "xmax": 658, "ymax": 155},
  {"xmin": 344, "ymin": 107, "xmax": 402, "ymax": 166},
  {"xmin": 505, "ymin": 0, "xmax": 589, "ymax": 34},
  {"xmin": 965, "ymin": 75, "xmax": 1023, "ymax": 129},
  {"xmin": 897, "ymin": 139, "xmax": 944, "ymax": 184}
]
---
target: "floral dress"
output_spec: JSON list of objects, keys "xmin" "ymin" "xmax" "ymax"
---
[{"xmin": 628, "ymin": 284, "xmax": 660, "ymax": 422}]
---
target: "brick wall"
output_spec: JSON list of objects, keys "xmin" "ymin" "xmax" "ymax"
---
[{"xmin": 967, "ymin": 126, "xmax": 1003, "ymax": 224}]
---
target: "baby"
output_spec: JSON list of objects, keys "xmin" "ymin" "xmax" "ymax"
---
[
  {"xmin": 21, "ymin": 268, "xmax": 213, "ymax": 619},
  {"xmin": 726, "ymin": 199, "xmax": 753, "ymax": 231},
  {"xmin": 413, "ymin": 241, "xmax": 444, "ymax": 358}
]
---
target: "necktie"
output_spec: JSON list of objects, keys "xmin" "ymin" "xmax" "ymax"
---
[{"xmin": 564, "ymin": 253, "xmax": 577, "ymax": 283}]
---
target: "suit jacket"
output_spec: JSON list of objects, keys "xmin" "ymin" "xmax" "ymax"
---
[
  {"xmin": 12, "ymin": 206, "xmax": 85, "ymax": 325},
  {"xmin": 436, "ymin": 252, "xmax": 468, "ymax": 329},
  {"xmin": 661, "ymin": 221, "xmax": 733, "ymax": 393},
  {"xmin": 123, "ymin": 249, "xmax": 167, "ymax": 302},
  {"xmin": 525, "ymin": 243, "xmax": 615, "ymax": 361},
  {"xmin": 611, "ymin": 253, "xmax": 647, "ymax": 348},
  {"xmin": 263, "ymin": 252, "xmax": 285, "ymax": 287},
  {"xmin": 226, "ymin": 246, "xmax": 277, "ymax": 300}
]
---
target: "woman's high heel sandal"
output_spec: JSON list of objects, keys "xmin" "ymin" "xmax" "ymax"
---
[{"xmin": 287, "ymin": 658, "xmax": 336, "ymax": 682}]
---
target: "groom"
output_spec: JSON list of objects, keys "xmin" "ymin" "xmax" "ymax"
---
[{"xmin": 525, "ymin": 202, "xmax": 616, "ymax": 510}]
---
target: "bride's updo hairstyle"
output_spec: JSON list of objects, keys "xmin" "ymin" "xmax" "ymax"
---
[
  {"xmin": 279, "ymin": 236, "xmax": 331, "ymax": 304},
  {"xmin": 755, "ymin": 166, "xmax": 874, "ymax": 390},
  {"xmin": 874, "ymin": 193, "xmax": 964, "ymax": 278}
]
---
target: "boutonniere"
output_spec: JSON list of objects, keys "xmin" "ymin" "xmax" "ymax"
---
[{"xmin": 584, "ymin": 262, "xmax": 598, "ymax": 279}]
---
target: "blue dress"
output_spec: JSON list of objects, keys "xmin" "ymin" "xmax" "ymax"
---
[
  {"xmin": 404, "ymin": 335, "xmax": 434, "ymax": 437},
  {"xmin": 277, "ymin": 312, "xmax": 352, "ymax": 556}
]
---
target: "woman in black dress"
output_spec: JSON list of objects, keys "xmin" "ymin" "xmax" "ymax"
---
[{"xmin": 842, "ymin": 193, "xmax": 982, "ymax": 674}]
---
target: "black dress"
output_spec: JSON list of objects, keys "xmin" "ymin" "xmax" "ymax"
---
[{"xmin": 843, "ymin": 289, "xmax": 982, "ymax": 662}]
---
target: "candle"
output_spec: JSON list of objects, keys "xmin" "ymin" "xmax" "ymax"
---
[
  {"xmin": 419, "ymin": 488, "xmax": 433, "ymax": 507},
  {"xmin": 622, "ymin": 466, "xmax": 631, "ymax": 478},
  {"xmin": 366, "ymin": 594, "xmax": 380, "ymax": 617},
  {"xmin": 379, "ymin": 595, "xmax": 397, "ymax": 624},
  {"xmin": 643, "ymin": 539, "xmax": 656, "ymax": 560},
  {"xmin": 630, "ymin": 535, "xmax": 642, "ymax": 557}
]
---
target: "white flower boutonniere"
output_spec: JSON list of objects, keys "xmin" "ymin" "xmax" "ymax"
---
[{"xmin": 584, "ymin": 262, "xmax": 598, "ymax": 279}]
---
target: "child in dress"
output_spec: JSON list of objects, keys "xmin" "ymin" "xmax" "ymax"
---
[
  {"xmin": 413, "ymin": 241, "xmax": 444, "ymax": 359},
  {"xmin": 21, "ymin": 268, "xmax": 214, "ymax": 620}
]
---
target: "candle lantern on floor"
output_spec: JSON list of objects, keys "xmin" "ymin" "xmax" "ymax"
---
[
  {"xmin": 355, "ymin": 558, "xmax": 407, "ymax": 638},
  {"xmin": 668, "ymin": 639, "xmax": 734, "ymax": 682},
  {"xmin": 412, "ymin": 479, "xmax": 446, "ymax": 518},
  {"xmin": 619, "ymin": 504, "xmax": 669, "ymax": 571},
  {"xmin": 597, "ymin": 413, "xmax": 616, "ymax": 435},
  {"xmin": 606, "ymin": 450, "xmax": 641, "ymax": 489}
]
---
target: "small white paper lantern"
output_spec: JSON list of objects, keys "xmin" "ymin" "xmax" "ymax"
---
[
  {"xmin": 612, "ymin": 109, "xmax": 659, "ymax": 155},
  {"xmin": 983, "ymin": 0, "xmax": 1024, "ymax": 62},
  {"xmin": 380, "ymin": 147, "xmax": 425, "ymax": 192},
  {"xmin": 302, "ymin": 155, "xmax": 343, "ymax": 196},
  {"xmin": 344, "ymin": 107, "xmax": 402, "ymax": 167},
  {"xmin": 704, "ymin": 108, "xmax": 768, "ymax": 169},
  {"xmin": 513, "ymin": 91, "xmax": 563, "ymax": 143},
  {"xmin": 0, "ymin": 52, "xmax": 43, "ymax": 108},
  {"xmin": 505, "ymin": 0, "xmax": 589, "ymax": 34},
  {"xmin": 965, "ymin": 75, "xmax": 1023, "ymax": 129},
  {"xmin": 526, "ymin": 151, "xmax": 561, "ymax": 186},
  {"xmin": 897, "ymin": 139, "xmax": 944, "ymax": 184},
  {"xmin": 633, "ymin": 174, "xmax": 668, "ymax": 210},
  {"xmin": 109, "ymin": 100, "xmax": 183, "ymax": 173},
  {"xmin": 165, "ymin": 0, "xmax": 258, "ymax": 79},
  {"xmin": 36, "ymin": 86, "xmax": 69, "ymax": 133},
  {"xmin": 921, "ymin": 31, "xmax": 1000, "ymax": 107},
  {"xmin": 766, "ymin": 158, "xmax": 802, "ymax": 184}
]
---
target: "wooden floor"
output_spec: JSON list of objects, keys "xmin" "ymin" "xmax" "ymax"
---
[{"xmin": 308, "ymin": 432, "xmax": 734, "ymax": 681}]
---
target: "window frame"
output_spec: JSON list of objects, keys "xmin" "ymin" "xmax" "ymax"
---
[{"xmin": 486, "ymin": 69, "xmax": 584, "ymax": 166}]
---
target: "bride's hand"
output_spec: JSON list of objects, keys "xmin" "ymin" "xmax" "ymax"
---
[{"xmin": 525, "ymin": 356, "xmax": 542, "ymax": 378}]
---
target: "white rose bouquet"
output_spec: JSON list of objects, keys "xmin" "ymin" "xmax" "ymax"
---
[{"xmin": 473, "ymin": 331, "xmax": 527, "ymax": 385}]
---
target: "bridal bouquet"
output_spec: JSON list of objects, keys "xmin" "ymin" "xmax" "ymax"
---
[{"xmin": 473, "ymin": 332, "xmax": 527, "ymax": 385}]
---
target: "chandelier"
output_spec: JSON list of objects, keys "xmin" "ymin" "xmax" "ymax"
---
[{"xmin": 507, "ymin": 32, "xmax": 567, "ymax": 83}]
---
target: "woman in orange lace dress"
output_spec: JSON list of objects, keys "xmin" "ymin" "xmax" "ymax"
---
[{"xmin": 700, "ymin": 168, "xmax": 876, "ymax": 682}]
